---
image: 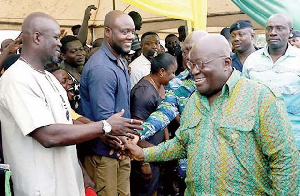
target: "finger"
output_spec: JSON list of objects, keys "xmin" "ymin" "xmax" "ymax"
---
[
  {"xmin": 126, "ymin": 118, "xmax": 143, "ymax": 125},
  {"xmin": 124, "ymin": 129, "xmax": 142, "ymax": 137},
  {"xmin": 109, "ymin": 149, "xmax": 114, "ymax": 155}
]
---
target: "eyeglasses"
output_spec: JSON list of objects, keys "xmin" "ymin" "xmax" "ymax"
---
[{"xmin": 187, "ymin": 56, "xmax": 228, "ymax": 70}]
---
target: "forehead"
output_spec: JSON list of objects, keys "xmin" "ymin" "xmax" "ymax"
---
[
  {"xmin": 66, "ymin": 40, "xmax": 83, "ymax": 49},
  {"xmin": 114, "ymin": 14, "xmax": 134, "ymax": 29},
  {"xmin": 142, "ymin": 34, "xmax": 159, "ymax": 42},
  {"xmin": 53, "ymin": 70, "xmax": 69, "ymax": 80},
  {"xmin": 1, "ymin": 39, "xmax": 13, "ymax": 48},
  {"xmin": 267, "ymin": 16, "xmax": 289, "ymax": 27},
  {"xmin": 166, "ymin": 36, "xmax": 179, "ymax": 42}
]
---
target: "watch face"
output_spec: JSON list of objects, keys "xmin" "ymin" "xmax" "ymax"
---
[{"xmin": 103, "ymin": 120, "xmax": 111, "ymax": 134}]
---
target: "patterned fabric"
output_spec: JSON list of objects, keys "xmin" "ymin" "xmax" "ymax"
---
[
  {"xmin": 143, "ymin": 70, "xmax": 299, "ymax": 195},
  {"xmin": 243, "ymin": 44, "xmax": 300, "ymax": 149},
  {"xmin": 139, "ymin": 69, "xmax": 195, "ymax": 140}
]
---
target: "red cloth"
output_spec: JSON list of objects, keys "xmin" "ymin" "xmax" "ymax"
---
[{"xmin": 85, "ymin": 187, "xmax": 97, "ymax": 196}]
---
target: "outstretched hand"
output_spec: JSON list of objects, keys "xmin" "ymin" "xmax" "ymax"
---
[
  {"xmin": 107, "ymin": 109, "xmax": 143, "ymax": 138},
  {"xmin": 124, "ymin": 143, "xmax": 145, "ymax": 161}
]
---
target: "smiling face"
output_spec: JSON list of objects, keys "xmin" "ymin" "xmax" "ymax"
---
[
  {"xmin": 190, "ymin": 35, "xmax": 232, "ymax": 100},
  {"xmin": 62, "ymin": 40, "xmax": 86, "ymax": 67},
  {"xmin": 160, "ymin": 60, "xmax": 177, "ymax": 85},
  {"xmin": 265, "ymin": 14, "xmax": 292, "ymax": 51},
  {"xmin": 52, "ymin": 69, "xmax": 75, "ymax": 101},
  {"xmin": 105, "ymin": 13, "xmax": 135, "ymax": 56}
]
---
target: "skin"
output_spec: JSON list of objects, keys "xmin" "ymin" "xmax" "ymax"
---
[
  {"xmin": 0, "ymin": 39, "xmax": 14, "ymax": 52},
  {"xmin": 141, "ymin": 34, "xmax": 160, "ymax": 59},
  {"xmin": 190, "ymin": 35, "xmax": 232, "ymax": 105},
  {"xmin": 181, "ymin": 30, "xmax": 208, "ymax": 71},
  {"xmin": 288, "ymin": 37, "xmax": 300, "ymax": 48},
  {"xmin": 231, "ymin": 28, "xmax": 256, "ymax": 64},
  {"xmin": 61, "ymin": 40, "xmax": 86, "ymax": 67},
  {"xmin": 104, "ymin": 10, "xmax": 135, "ymax": 59},
  {"xmin": 19, "ymin": 12, "xmax": 142, "ymax": 148},
  {"xmin": 125, "ymin": 34, "xmax": 233, "ymax": 161},
  {"xmin": 265, "ymin": 13, "xmax": 293, "ymax": 62},
  {"xmin": 165, "ymin": 35, "xmax": 180, "ymax": 54}
]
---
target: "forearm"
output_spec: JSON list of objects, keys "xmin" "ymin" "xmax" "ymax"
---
[
  {"xmin": 140, "ymin": 101, "xmax": 179, "ymax": 140},
  {"xmin": 143, "ymin": 137, "xmax": 185, "ymax": 162},
  {"xmin": 30, "ymin": 122, "xmax": 104, "ymax": 148},
  {"xmin": 77, "ymin": 16, "xmax": 89, "ymax": 45},
  {"xmin": 0, "ymin": 49, "xmax": 10, "ymax": 70}
]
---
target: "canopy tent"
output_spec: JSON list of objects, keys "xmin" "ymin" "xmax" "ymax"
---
[{"xmin": 0, "ymin": 0, "xmax": 263, "ymax": 42}]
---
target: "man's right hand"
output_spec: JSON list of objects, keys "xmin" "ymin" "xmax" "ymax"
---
[
  {"xmin": 124, "ymin": 143, "xmax": 145, "ymax": 161},
  {"xmin": 106, "ymin": 109, "xmax": 143, "ymax": 138}
]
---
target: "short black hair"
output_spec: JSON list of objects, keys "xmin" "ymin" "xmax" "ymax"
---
[
  {"xmin": 141, "ymin": 32, "xmax": 159, "ymax": 41},
  {"xmin": 60, "ymin": 35, "xmax": 80, "ymax": 54},
  {"xmin": 151, "ymin": 53, "xmax": 175, "ymax": 74},
  {"xmin": 71, "ymin": 25, "xmax": 81, "ymax": 34},
  {"xmin": 178, "ymin": 26, "xmax": 185, "ymax": 33},
  {"xmin": 128, "ymin": 11, "xmax": 141, "ymax": 21},
  {"xmin": 165, "ymin": 34, "xmax": 178, "ymax": 42}
]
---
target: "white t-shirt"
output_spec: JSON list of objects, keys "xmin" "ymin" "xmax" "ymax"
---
[
  {"xmin": 129, "ymin": 54, "xmax": 151, "ymax": 89},
  {"xmin": 0, "ymin": 60, "xmax": 84, "ymax": 196}
]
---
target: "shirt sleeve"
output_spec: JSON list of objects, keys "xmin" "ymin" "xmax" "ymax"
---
[
  {"xmin": 143, "ymin": 128, "xmax": 187, "ymax": 162},
  {"xmin": 256, "ymin": 87, "xmax": 299, "ymax": 194},
  {"xmin": 130, "ymin": 84, "xmax": 158, "ymax": 120},
  {"xmin": 87, "ymin": 65, "xmax": 117, "ymax": 120},
  {"xmin": 139, "ymin": 88, "xmax": 180, "ymax": 140}
]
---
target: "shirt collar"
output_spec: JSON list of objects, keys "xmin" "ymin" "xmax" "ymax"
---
[
  {"xmin": 101, "ymin": 42, "xmax": 127, "ymax": 66},
  {"xmin": 221, "ymin": 69, "xmax": 241, "ymax": 97},
  {"xmin": 262, "ymin": 43, "xmax": 298, "ymax": 57}
]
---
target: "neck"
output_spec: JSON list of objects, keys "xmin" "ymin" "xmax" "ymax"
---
[
  {"xmin": 20, "ymin": 54, "xmax": 45, "ymax": 74},
  {"xmin": 105, "ymin": 41, "xmax": 121, "ymax": 59},
  {"xmin": 268, "ymin": 44, "xmax": 288, "ymax": 63},
  {"xmin": 149, "ymin": 74, "xmax": 161, "ymax": 88}
]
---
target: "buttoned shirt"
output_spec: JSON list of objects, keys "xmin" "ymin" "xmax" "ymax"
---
[
  {"xmin": 79, "ymin": 42, "xmax": 131, "ymax": 158},
  {"xmin": 243, "ymin": 44, "xmax": 300, "ymax": 149},
  {"xmin": 129, "ymin": 54, "xmax": 151, "ymax": 88},
  {"xmin": 139, "ymin": 69, "xmax": 195, "ymax": 140},
  {"xmin": 143, "ymin": 70, "xmax": 299, "ymax": 195}
]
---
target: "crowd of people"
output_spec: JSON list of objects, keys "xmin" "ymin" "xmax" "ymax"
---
[{"xmin": 0, "ymin": 4, "xmax": 299, "ymax": 196}]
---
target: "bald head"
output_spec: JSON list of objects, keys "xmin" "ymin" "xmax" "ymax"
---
[
  {"xmin": 21, "ymin": 12, "xmax": 61, "ymax": 64},
  {"xmin": 191, "ymin": 34, "xmax": 231, "ymax": 60},
  {"xmin": 183, "ymin": 30, "xmax": 208, "ymax": 48},
  {"xmin": 104, "ymin": 10, "xmax": 126, "ymax": 27},
  {"xmin": 268, "ymin": 13, "xmax": 293, "ymax": 28},
  {"xmin": 22, "ymin": 12, "xmax": 58, "ymax": 35}
]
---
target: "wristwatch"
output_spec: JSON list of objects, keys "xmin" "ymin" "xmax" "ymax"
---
[{"xmin": 102, "ymin": 120, "xmax": 112, "ymax": 134}]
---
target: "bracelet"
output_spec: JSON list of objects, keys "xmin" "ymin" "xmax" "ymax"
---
[{"xmin": 141, "ymin": 162, "xmax": 150, "ymax": 166}]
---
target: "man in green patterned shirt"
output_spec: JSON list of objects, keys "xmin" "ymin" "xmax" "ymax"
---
[{"xmin": 126, "ymin": 34, "xmax": 299, "ymax": 195}]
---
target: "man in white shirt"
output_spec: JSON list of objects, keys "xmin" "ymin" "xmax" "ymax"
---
[
  {"xmin": 0, "ymin": 12, "xmax": 141, "ymax": 196},
  {"xmin": 129, "ymin": 32, "xmax": 160, "ymax": 88}
]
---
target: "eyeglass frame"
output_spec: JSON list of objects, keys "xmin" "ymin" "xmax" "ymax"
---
[{"xmin": 187, "ymin": 55, "xmax": 229, "ymax": 70}]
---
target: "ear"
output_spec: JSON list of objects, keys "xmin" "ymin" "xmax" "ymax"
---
[
  {"xmin": 289, "ymin": 27, "xmax": 294, "ymax": 36},
  {"xmin": 250, "ymin": 32, "xmax": 255, "ymax": 40},
  {"xmin": 104, "ymin": 27, "xmax": 112, "ymax": 38},
  {"xmin": 33, "ymin": 32, "xmax": 42, "ymax": 45},
  {"xmin": 159, "ymin": 68, "xmax": 165, "ymax": 77},
  {"xmin": 224, "ymin": 57, "xmax": 232, "ymax": 71}
]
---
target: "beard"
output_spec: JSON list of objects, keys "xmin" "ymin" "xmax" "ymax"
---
[{"xmin": 112, "ymin": 43, "xmax": 130, "ymax": 55}]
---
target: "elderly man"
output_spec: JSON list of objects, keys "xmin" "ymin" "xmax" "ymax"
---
[
  {"xmin": 79, "ymin": 10, "xmax": 136, "ymax": 196},
  {"xmin": 0, "ymin": 12, "xmax": 141, "ymax": 196},
  {"xmin": 243, "ymin": 13, "xmax": 300, "ymax": 150},
  {"xmin": 139, "ymin": 30, "xmax": 208, "ymax": 140},
  {"xmin": 230, "ymin": 20, "xmax": 257, "ymax": 72},
  {"xmin": 126, "ymin": 34, "xmax": 299, "ymax": 195}
]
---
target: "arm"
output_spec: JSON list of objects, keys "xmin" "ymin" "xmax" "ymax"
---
[
  {"xmin": 77, "ymin": 5, "xmax": 97, "ymax": 45},
  {"xmin": 30, "ymin": 110, "xmax": 142, "ymax": 148},
  {"xmin": 0, "ymin": 36, "xmax": 22, "ymax": 70},
  {"xmin": 139, "ymin": 89, "xmax": 180, "ymax": 140},
  {"xmin": 256, "ymin": 89, "xmax": 299, "ymax": 194}
]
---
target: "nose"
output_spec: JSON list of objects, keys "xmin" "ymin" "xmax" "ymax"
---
[{"xmin": 57, "ymin": 40, "xmax": 62, "ymax": 47}]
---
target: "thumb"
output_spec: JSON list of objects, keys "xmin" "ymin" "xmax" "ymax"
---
[{"xmin": 116, "ymin": 109, "xmax": 125, "ymax": 117}]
